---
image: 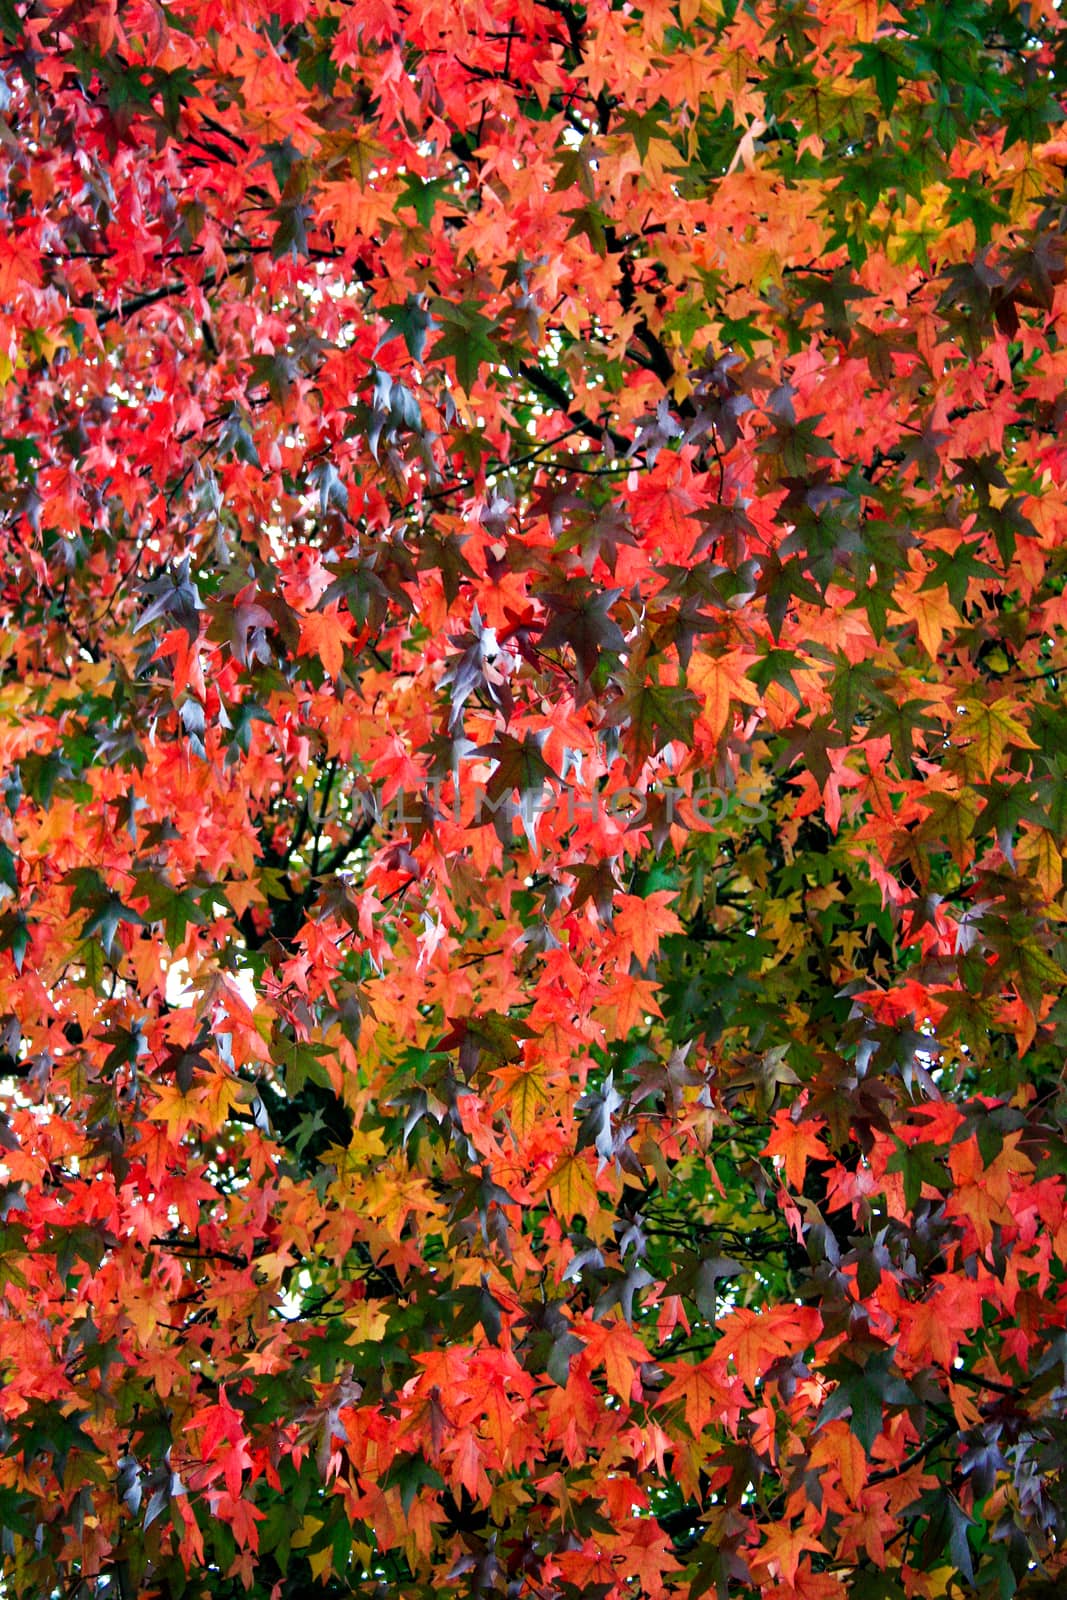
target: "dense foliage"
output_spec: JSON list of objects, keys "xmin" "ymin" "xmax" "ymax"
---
[{"xmin": 1, "ymin": 0, "xmax": 1067, "ymax": 1596}]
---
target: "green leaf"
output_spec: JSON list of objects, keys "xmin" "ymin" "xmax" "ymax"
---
[
  {"xmin": 379, "ymin": 1454, "xmax": 445, "ymax": 1516},
  {"xmin": 136, "ymin": 872, "xmax": 207, "ymax": 949},
  {"xmin": 850, "ymin": 1574, "xmax": 906, "ymax": 1600},
  {"xmin": 428, "ymin": 300, "xmax": 501, "ymax": 391},
  {"xmin": 396, "ymin": 172, "xmax": 453, "ymax": 228},
  {"xmin": 1013, "ymin": 941, "xmax": 1067, "ymax": 1016},
  {"xmin": 376, "ymin": 296, "xmax": 437, "ymax": 363},
  {"xmin": 607, "ymin": 681, "xmax": 700, "ymax": 767},
  {"xmin": 0, "ymin": 1222, "xmax": 28, "ymax": 1290},
  {"xmin": 479, "ymin": 732, "xmax": 560, "ymax": 847},
  {"xmin": 0, "ymin": 1484, "xmax": 34, "ymax": 1538},
  {"xmin": 272, "ymin": 1035, "xmax": 333, "ymax": 1096},
  {"xmin": 820, "ymin": 1350, "xmax": 914, "ymax": 1452},
  {"xmin": 886, "ymin": 1140, "xmax": 949, "ymax": 1211},
  {"xmin": 1002, "ymin": 80, "xmax": 1064, "ymax": 149},
  {"xmin": 78, "ymin": 936, "xmax": 106, "ymax": 991},
  {"xmin": 0, "ymin": 910, "xmax": 28, "ymax": 974},
  {"xmin": 853, "ymin": 36, "xmax": 913, "ymax": 113},
  {"xmin": 919, "ymin": 1490, "xmax": 976, "ymax": 1586},
  {"xmin": 747, "ymin": 647, "xmax": 808, "ymax": 700}
]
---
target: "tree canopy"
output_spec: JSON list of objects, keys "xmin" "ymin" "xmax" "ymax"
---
[{"xmin": 1, "ymin": 0, "xmax": 1067, "ymax": 1596}]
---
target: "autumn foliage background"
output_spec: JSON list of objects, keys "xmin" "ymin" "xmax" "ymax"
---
[{"xmin": 0, "ymin": 0, "xmax": 1066, "ymax": 1596}]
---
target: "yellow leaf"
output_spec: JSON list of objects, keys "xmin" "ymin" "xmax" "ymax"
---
[
  {"xmin": 147, "ymin": 1084, "xmax": 199, "ymax": 1141},
  {"xmin": 891, "ymin": 582, "xmax": 958, "ymax": 658},
  {"xmin": 291, "ymin": 1516, "xmax": 323, "ymax": 1551},
  {"xmin": 309, "ymin": 1545, "xmax": 334, "ymax": 1583},
  {"xmin": 1018, "ymin": 827, "xmax": 1064, "ymax": 900},
  {"xmin": 347, "ymin": 1126, "xmax": 387, "ymax": 1164},
  {"xmin": 345, "ymin": 127, "xmax": 388, "ymax": 185},
  {"xmin": 835, "ymin": 0, "xmax": 880, "ymax": 40},
  {"xmin": 489, "ymin": 1478, "xmax": 531, "ymax": 1526},
  {"xmin": 253, "ymin": 1250, "xmax": 294, "ymax": 1284},
  {"xmin": 687, "ymin": 650, "xmax": 761, "ymax": 739},
  {"xmin": 199, "ymin": 1069, "xmax": 241, "ymax": 1134},
  {"xmin": 124, "ymin": 1287, "xmax": 172, "ymax": 1346},
  {"xmin": 544, "ymin": 1153, "xmax": 598, "ymax": 1222},
  {"xmin": 505, "ymin": 1064, "xmax": 546, "ymax": 1139},
  {"xmin": 346, "ymin": 1301, "xmax": 389, "ymax": 1343},
  {"xmin": 639, "ymin": 1134, "xmax": 671, "ymax": 1194},
  {"xmin": 956, "ymin": 698, "xmax": 1036, "ymax": 781},
  {"xmin": 403, "ymin": 1494, "xmax": 447, "ymax": 1562}
]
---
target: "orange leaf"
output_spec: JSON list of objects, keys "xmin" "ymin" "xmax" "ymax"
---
[
  {"xmin": 811, "ymin": 1422, "xmax": 869, "ymax": 1503},
  {"xmin": 660, "ymin": 1359, "xmax": 730, "ymax": 1433},
  {"xmin": 890, "ymin": 583, "xmax": 959, "ymax": 658},
  {"xmin": 298, "ymin": 605, "xmax": 354, "ymax": 679},
  {"xmin": 613, "ymin": 891, "xmax": 683, "ymax": 966},
  {"xmin": 755, "ymin": 1522, "xmax": 827, "ymax": 1587},
  {"xmin": 765, "ymin": 1110, "xmax": 829, "ymax": 1189},
  {"xmin": 688, "ymin": 649, "xmax": 761, "ymax": 739},
  {"xmin": 716, "ymin": 1304, "xmax": 821, "ymax": 1390}
]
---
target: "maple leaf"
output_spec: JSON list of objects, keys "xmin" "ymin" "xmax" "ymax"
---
[
  {"xmin": 616, "ymin": 1519, "xmax": 681, "ymax": 1596},
  {"xmin": 755, "ymin": 1522, "xmax": 827, "ymax": 1588},
  {"xmin": 429, "ymin": 299, "xmax": 502, "ymax": 392},
  {"xmin": 147, "ymin": 1084, "xmax": 200, "ymax": 1142},
  {"xmin": 717, "ymin": 1305, "xmax": 822, "ymax": 1391},
  {"xmin": 493, "ymin": 1060, "xmax": 547, "ymax": 1139},
  {"xmin": 765, "ymin": 1109, "xmax": 829, "ymax": 1189},
  {"xmin": 582, "ymin": 1320, "xmax": 650, "ymax": 1401},
  {"xmin": 613, "ymin": 891, "xmax": 684, "ymax": 967},
  {"xmin": 478, "ymin": 731, "xmax": 560, "ymax": 848},
  {"xmin": 319, "ymin": 178, "xmax": 393, "ymax": 243},
  {"xmin": 660, "ymin": 1360, "xmax": 731, "ymax": 1433},
  {"xmin": 187, "ymin": 1390, "xmax": 254, "ymax": 1499},
  {"xmin": 810, "ymin": 1423, "xmax": 869, "ymax": 1503},
  {"xmin": 819, "ymin": 1350, "xmax": 915, "ymax": 1452},
  {"xmin": 666, "ymin": 1253, "xmax": 742, "ymax": 1321},
  {"xmin": 540, "ymin": 1152, "xmax": 599, "ymax": 1222},
  {"xmin": 954, "ymin": 696, "xmax": 1036, "ymax": 781},
  {"xmin": 0, "ymin": 234, "xmax": 42, "ymax": 298},
  {"xmin": 297, "ymin": 604, "xmax": 355, "ymax": 679},
  {"xmin": 607, "ymin": 678, "xmax": 700, "ymax": 765},
  {"xmin": 220, "ymin": 590, "xmax": 275, "ymax": 668},
  {"xmin": 687, "ymin": 649, "xmax": 762, "ymax": 739},
  {"xmin": 538, "ymin": 581, "xmax": 627, "ymax": 688},
  {"xmin": 889, "ymin": 582, "xmax": 959, "ymax": 658}
]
